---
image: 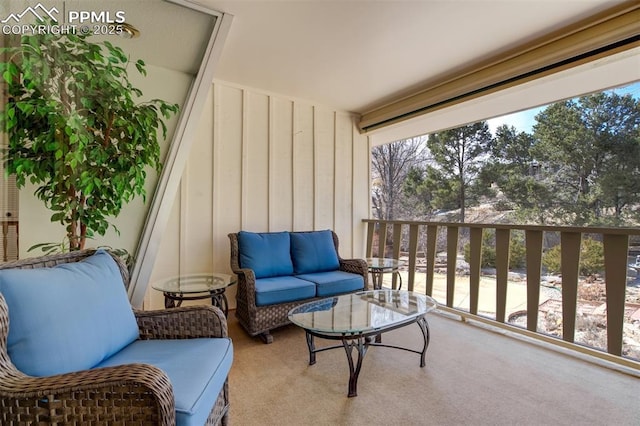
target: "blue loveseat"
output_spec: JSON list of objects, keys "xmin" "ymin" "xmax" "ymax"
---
[
  {"xmin": 0, "ymin": 249, "xmax": 232, "ymax": 425},
  {"xmin": 229, "ymin": 230, "xmax": 368, "ymax": 343}
]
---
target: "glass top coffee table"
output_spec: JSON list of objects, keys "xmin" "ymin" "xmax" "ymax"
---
[
  {"xmin": 288, "ymin": 290, "xmax": 437, "ymax": 397},
  {"xmin": 152, "ymin": 273, "xmax": 236, "ymax": 316}
]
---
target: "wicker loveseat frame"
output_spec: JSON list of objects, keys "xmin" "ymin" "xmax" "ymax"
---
[
  {"xmin": 229, "ymin": 230, "xmax": 368, "ymax": 344},
  {"xmin": 0, "ymin": 249, "xmax": 230, "ymax": 425}
]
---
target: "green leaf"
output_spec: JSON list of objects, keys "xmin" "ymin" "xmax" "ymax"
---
[
  {"xmin": 2, "ymin": 70, "xmax": 13, "ymax": 84},
  {"xmin": 135, "ymin": 59, "xmax": 147, "ymax": 76},
  {"xmin": 50, "ymin": 212, "xmax": 65, "ymax": 222}
]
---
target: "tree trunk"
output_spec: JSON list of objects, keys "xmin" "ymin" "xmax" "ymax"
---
[{"xmin": 459, "ymin": 177, "xmax": 465, "ymax": 222}]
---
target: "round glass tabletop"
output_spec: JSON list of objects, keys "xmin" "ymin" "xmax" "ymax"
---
[
  {"xmin": 152, "ymin": 273, "xmax": 236, "ymax": 294},
  {"xmin": 366, "ymin": 257, "xmax": 405, "ymax": 271}
]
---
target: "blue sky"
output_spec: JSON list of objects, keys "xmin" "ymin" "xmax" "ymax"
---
[
  {"xmin": 488, "ymin": 107, "xmax": 543, "ymax": 134},
  {"xmin": 487, "ymin": 81, "xmax": 640, "ymax": 135}
]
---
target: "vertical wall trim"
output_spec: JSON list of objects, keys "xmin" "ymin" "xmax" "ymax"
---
[
  {"xmin": 333, "ymin": 111, "xmax": 337, "ymax": 231},
  {"xmin": 179, "ymin": 172, "xmax": 188, "ymax": 276},
  {"xmin": 292, "ymin": 104, "xmax": 298, "ymax": 230},
  {"xmin": 367, "ymin": 137, "xmax": 372, "ymax": 218},
  {"xmin": 240, "ymin": 90, "xmax": 248, "ymax": 229},
  {"xmin": 211, "ymin": 84, "xmax": 217, "ymax": 268},
  {"xmin": 267, "ymin": 96, "xmax": 274, "ymax": 230},
  {"xmin": 351, "ymin": 118, "xmax": 357, "ymax": 255},
  {"xmin": 289, "ymin": 100, "xmax": 295, "ymax": 230},
  {"xmin": 331, "ymin": 111, "xmax": 338, "ymax": 229},
  {"xmin": 312, "ymin": 106, "xmax": 317, "ymax": 229}
]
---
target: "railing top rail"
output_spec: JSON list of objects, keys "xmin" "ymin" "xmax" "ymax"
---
[{"xmin": 362, "ymin": 219, "xmax": 640, "ymax": 235}]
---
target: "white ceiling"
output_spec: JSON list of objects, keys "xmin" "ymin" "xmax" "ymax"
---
[
  {"xmin": 3, "ymin": 0, "xmax": 634, "ymax": 139},
  {"xmin": 197, "ymin": 0, "xmax": 631, "ymax": 114}
]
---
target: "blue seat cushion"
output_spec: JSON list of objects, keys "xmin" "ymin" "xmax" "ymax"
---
[
  {"xmin": 290, "ymin": 230, "xmax": 340, "ymax": 274},
  {"xmin": 254, "ymin": 276, "xmax": 316, "ymax": 306},
  {"xmin": 0, "ymin": 250, "xmax": 139, "ymax": 377},
  {"xmin": 297, "ymin": 271, "xmax": 364, "ymax": 297},
  {"xmin": 237, "ymin": 231, "xmax": 294, "ymax": 279},
  {"xmin": 96, "ymin": 338, "xmax": 233, "ymax": 426}
]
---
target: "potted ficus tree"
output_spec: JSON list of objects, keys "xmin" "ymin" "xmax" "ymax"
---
[{"xmin": 0, "ymin": 28, "xmax": 179, "ymax": 253}]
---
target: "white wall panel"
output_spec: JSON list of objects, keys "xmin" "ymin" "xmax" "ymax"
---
[
  {"xmin": 212, "ymin": 84, "xmax": 243, "ymax": 273},
  {"xmin": 243, "ymin": 92, "xmax": 270, "ymax": 230},
  {"xmin": 314, "ymin": 107, "xmax": 335, "ymax": 230},
  {"xmin": 146, "ymin": 81, "xmax": 370, "ymax": 310},
  {"xmin": 293, "ymin": 103, "xmax": 315, "ymax": 231},
  {"xmin": 145, "ymin": 184, "xmax": 182, "ymax": 309},
  {"xmin": 269, "ymin": 97, "xmax": 294, "ymax": 231},
  {"xmin": 182, "ymin": 88, "xmax": 215, "ymax": 273},
  {"xmin": 334, "ymin": 112, "xmax": 354, "ymax": 257}
]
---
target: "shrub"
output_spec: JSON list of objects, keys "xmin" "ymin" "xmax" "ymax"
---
[
  {"xmin": 542, "ymin": 244, "xmax": 562, "ymax": 274},
  {"xmin": 509, "ymin": 232, "xmax": 527, "ymax": 269},
  {"xmin": 463, "ymin": 229, "xmax": 526, "ymax": 269},
  {"xmin": 542, "ymin": 238, "xmax": 604, "ymax": 276},
  {"xmin": 579, "ymin": 238, "xmax": 605, "ymax": 275}
]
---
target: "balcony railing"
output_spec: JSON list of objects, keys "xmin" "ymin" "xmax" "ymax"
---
[{"xmin": 363, "ymin": 219, "xmax": 640, "ymax": 370}]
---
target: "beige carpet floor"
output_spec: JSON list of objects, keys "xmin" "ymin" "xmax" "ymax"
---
[{"xmin": 227, "ymin": 311, "xmax": 639, "ymax": 426}]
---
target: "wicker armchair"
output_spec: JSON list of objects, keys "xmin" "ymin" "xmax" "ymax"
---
[
  {"xmin": 0, "ymin": 249, "xmax": 230, "ymax": 425},
  {"xmin": 229, "ymin": 230, "xmax": 368, "ymax": 343}
]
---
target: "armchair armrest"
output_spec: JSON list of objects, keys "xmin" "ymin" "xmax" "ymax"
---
[
  {"xmin": 0, "ymin": 363, "xmax": 175, "ymax": 425},
  {"xmin": 330, "ymin": 230, "xmax": 368, "ymax": 288},
  {"xmin": 230, "ymin": 267, "xmax": 258, "ymax": 308},
  {"xmin": 135, "ymin": 305, "xmax": 228, "ymax": 339},
  {"xmin": 228, "ymin": 233, "xmax": 259, "ymax": 309}
]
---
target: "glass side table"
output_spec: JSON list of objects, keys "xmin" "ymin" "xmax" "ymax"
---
[
  {"xmin": 152, "ymin": 273, "xmax": 237, "ymax": 316},
  {"xmin": 366, "ymin": 258, "xmax": 405, "ymax": 290}
]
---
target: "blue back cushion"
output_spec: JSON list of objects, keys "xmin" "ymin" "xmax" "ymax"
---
[
  {"xmin": 0, "ymin": 250, "xmax": 139, "ymax": 376},
  {"xmin": 290, "ymin": 230, "xmax": 340, "ymax": 274},
  {"xmin": 237, "ymin": 231, "xmax": 294, "ymax": 279}
]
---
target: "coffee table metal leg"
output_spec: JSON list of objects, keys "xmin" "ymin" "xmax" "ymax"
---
[
  {"xmin": 417, "ymin": 316, "xmax": 430, "ymax": 367},
  {"xmin": 306, "ymin": 332, "xmax": 316, "ymax": 365},
  {"xmin": 342, "ymin": 336, "xmax": 368, "ymax": 397}
]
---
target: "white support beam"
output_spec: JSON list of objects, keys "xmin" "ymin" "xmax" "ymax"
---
[{"xmin": 128, "ymin": 2, "xmax": 233, "ymax": 307}]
